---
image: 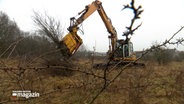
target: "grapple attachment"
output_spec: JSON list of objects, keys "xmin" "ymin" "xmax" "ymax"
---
[{"xmin": 61, "ymin": 32, "xmax": 82, "ymax": 57}]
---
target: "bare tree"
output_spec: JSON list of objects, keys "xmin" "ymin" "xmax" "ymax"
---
[
  {"xmin": 32, "ymin": 11, "xmax": 64, "ymax": 49},
  {"xmin": 0, "ymin": 11, "xmax": 22, "ymax": 57}
]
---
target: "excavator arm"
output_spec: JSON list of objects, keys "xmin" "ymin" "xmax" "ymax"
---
[
  {"xmin": 61, "ymin": 0, "xmax": 144, "ymax": 67},
  {"xmin": 62, "ymin": 0, "xmax": 117, "ymax": 57}
]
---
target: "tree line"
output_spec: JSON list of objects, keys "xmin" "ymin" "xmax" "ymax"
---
[
  {"xmin": 0, "ymin": 12, "xmax": 57, "ymax": 58},
  {"xmin": 142, "ymin": 47, "xmax": 184, "ymax": 65},
  {"xmin": 1, "ymin": 11, "xmax": 184, "ymax": 62}
]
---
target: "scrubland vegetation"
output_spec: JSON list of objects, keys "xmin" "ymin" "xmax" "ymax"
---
[
  {"xmin": 0, "ymin": 8, "xmax": 184, "ymax": 104},
  {"xmin": 0, "ymin": 56, "xmax": 184, "ymax": 104}
]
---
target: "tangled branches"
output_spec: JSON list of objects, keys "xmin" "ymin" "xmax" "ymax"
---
[
  {"xmin": 0, "ymin": 0, "xmax": 184, "ymax": 104},
  {"xmin": 88, "ymin": 26, "xmax": 184, "ymax": 104},
  {"xmin": 32, "ymin": 11, "xmax": 64, "ymax": 48}
]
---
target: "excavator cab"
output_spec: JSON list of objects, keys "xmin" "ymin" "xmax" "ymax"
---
[
  {"xmin": 123, "ymin": 41, "xmax": 136, "ymax": 61},
  {"xmin": 114, "ymin": 40, "xmax": 136, "ymax": 61},
  {"xmin": 123, "ymin": 41, "xmax": 133, "ymax": 57}
]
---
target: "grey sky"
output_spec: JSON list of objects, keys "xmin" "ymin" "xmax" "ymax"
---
[{"xmin": 0, "ymin": 0, "xmax": 184, "ymax": 52}]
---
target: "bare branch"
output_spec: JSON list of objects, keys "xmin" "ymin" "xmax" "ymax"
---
[
  {"xmin": 0, "ymin": 38, "xmax": 23, "ymax": 58},
  {"xmin": 89, "ymin": 26, "xmax": 184, "ymax": 104},
  {"xmin": 32, "ymin": 11, "xmax": 64, "ymax": 48},
  {"xmin": 122, "ymin": 0, "xmax": 143, "ymax": 40}
]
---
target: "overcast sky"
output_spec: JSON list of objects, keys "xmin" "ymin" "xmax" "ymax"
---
[{"xmin": 0, "ymin": 0, "xmax": 184, "ymax": 52}]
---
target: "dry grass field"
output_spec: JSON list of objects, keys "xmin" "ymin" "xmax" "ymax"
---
[
  {"xmin": 0, "ymin": 58, "xmax": 184, "ymax": 104},
  {"xmin": 1, "ymin": 0, "xmax": 184, "ymax": 103}
]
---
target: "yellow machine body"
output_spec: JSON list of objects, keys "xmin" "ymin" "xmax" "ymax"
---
[{"xmin": 62, "ymin": 31, "xmax": 82, "ymax": 56}]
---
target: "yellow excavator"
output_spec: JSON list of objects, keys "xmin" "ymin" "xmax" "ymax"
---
[{"xmin": 61, "ymin": 0, "xmax": 138, "ymax": 64}]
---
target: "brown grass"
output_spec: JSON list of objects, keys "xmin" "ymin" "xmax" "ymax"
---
[{"xmin": 0, "ymin": 58, "xmax": 184, "ymax": 104}]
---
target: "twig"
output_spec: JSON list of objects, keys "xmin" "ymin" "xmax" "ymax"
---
[
  {"xmin": 122, "ymin": 0, "xmax": 143, "ymax": 40},
  {"xmin": 27, "ymin": 49, "xmax": 61, "ymax": 65},
  {"xmin": 89, "ymin": 26, "xmax": 184, "ymax": 104},
  {"xmin": 0, "ymin": 38, "xmax": 23, "ymax": 58},
  {"xmin": 0, "ymin": 65, "xmax": 107, "ymax": 81}
]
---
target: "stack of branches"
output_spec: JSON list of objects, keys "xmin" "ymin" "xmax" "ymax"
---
[
  {"xmin": 32, "ymin": 11, "xmax": 73, "ymax": 68},
  {"xmin": 32, "ymin": 11, "xmax": 64, "ymax": 49}
]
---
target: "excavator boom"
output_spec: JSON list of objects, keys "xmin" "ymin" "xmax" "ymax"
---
[
  {"xmin": 62, "ymin": 0, "xmax": 117, "ymax": 57},
  {"xmin": 60, "ymin": 0, "xmax": 145, "ymax": 68}
]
